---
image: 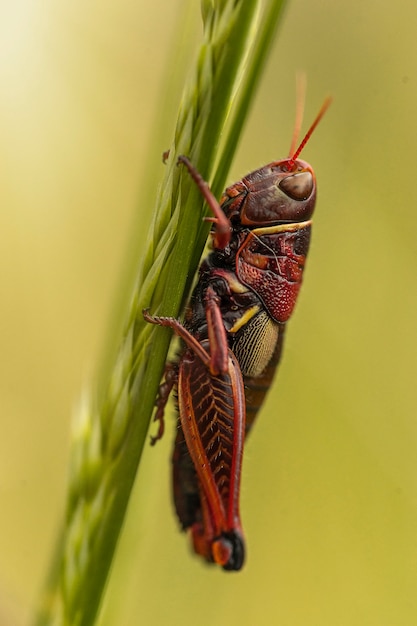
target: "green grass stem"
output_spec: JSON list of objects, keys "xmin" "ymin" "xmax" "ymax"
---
[{"xmin": 35, "ymin": 2, "xmax": 288, "ymax": 624}]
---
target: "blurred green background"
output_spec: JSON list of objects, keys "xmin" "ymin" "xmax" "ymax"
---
[{"xmin": 1, "ymin": 1, "xmax": 417, "ymax": 625}]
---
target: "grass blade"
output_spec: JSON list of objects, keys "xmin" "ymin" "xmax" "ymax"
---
[{"xmin": 35, "ymin": 2, "xmax": 289, "ymax": 625}]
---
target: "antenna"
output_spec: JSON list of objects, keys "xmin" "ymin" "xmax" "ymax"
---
[
  {"xmin": 288, "ymin": 73, "xmax": 307, "ymax": 159},
  {"xmin": 288, "ymin": 96, "xmax": 332, "ymax": 167}
]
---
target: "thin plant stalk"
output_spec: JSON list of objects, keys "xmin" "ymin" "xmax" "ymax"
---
[{"xmin": 35, "ymin": 1, "xmax": 288, "ymax": 625}]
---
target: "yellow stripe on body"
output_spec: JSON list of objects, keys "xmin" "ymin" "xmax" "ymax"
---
[{"xmin": 229, "ymin": 305, "xmax": 260, "ymax": 334}]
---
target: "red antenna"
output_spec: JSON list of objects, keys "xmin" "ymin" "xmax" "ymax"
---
[{"xmin": 288, "ymin": 95, "xmax": 332, "ymax": 168}]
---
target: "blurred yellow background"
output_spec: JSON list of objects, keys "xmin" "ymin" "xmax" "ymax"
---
[{"xmin": 1, "ymin": 1, "xmax": 417, "ymax": 625}]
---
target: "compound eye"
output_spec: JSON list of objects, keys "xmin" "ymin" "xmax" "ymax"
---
[{"xmin": 279, "ymin": 171, "xmax": 313, "ymax": 201}]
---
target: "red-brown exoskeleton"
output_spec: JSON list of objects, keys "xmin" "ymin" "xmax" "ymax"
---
[{"xmin": 144, "ymin": 98, "xmax": 331, "ymax": 571}]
